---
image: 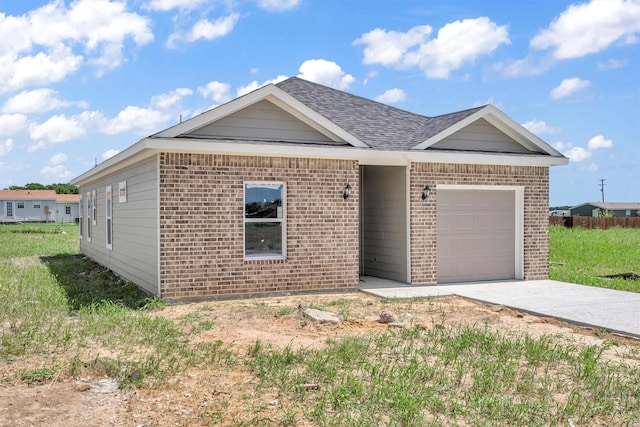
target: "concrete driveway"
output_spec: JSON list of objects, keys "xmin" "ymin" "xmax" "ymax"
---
[{"xmin": 359, "ymin": 277, "xmax": 640, "ymax": 339}]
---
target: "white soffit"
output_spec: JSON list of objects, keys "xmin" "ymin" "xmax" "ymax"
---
[{"xmin": 153, "ymin": 84, "xmax": 369, "ymax": 148}]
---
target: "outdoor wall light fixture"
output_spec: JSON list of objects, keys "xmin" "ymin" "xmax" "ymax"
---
[
  {"xmin": 343, "ymin": 183, "xmax": 352, "ymax": 200},
  {"xmin": 422, "ymin": 184, "xmax": 431, "ymax": 200}
]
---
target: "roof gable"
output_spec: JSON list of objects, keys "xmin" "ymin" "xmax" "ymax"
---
[
  {"xmin": 153, "ymin": 82, "xmax": 368, "ymax": 148},
  {"xmin": 412, "ymin": 105, "xmax": 563, "ymax": 156},
  {"xmin": 429, "ymin": 118, "xmax": 537, "ymax": 154},
  {"xmin": 184, "ymin": 99, "xmax": 347, "ymax": 145}
]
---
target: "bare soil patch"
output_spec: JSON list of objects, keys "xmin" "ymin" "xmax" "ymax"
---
[{"xmin": 1, "ymin": 292, "xmax": 637, "ymax": 426}]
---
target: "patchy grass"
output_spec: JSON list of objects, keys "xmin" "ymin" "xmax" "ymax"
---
[
  {"xmin": 549, "ymin": 226, "xmax": 640, "ymax": 293},
  {"xmin": 1, "ymin": 223, "xmax": 640, "ymax": 425},
  {"xmin": 244, "ymin": 326, "xmax": 640, "ymax": 426}
]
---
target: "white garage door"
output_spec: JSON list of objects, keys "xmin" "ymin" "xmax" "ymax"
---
[{"xmin": 437, "ymin": 190, "xmax": 515, "ymax": 283}]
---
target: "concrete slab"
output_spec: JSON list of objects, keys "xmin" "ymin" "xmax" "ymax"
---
[
  {"xmin": 359, "ymin": 276, "xmax": 454, "ymax": 299},
  {"xmin": 360, "ymin": 279, "xmax": 640, "ymax": 338}
]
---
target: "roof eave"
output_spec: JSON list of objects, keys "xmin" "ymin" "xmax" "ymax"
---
[{"xmin": 72, "ymin": 138, "xmax": 568, "ymax": 185}]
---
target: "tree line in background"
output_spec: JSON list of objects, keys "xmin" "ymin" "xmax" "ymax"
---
[{"xmin": 6, "ymin": 183, "xmax": 78, "ymax": 194}]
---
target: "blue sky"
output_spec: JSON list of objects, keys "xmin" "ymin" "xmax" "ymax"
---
[{"xmin": 0, "ymin": 0, "xmax": 638, "ymax": 206}]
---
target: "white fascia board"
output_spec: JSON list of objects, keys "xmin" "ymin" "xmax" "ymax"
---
[
  {"xmin": 148, "ymin": 138, "xmax": 568, "ymax": 166},
  {"xmin": 412, "ymin": 104, "xmax": 567, "ymax": 159},
  {"xmin": 72, "ymin": 137, "xmax": 568, "ymax": 185},
  {"xmin": 71, "ymin": 137, "xmax": 152, "ymax": 185},
  {"xmin": 152, "ymin": 84, "xmax": 369, "ymax": 148}
]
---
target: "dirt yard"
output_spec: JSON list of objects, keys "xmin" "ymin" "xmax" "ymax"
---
[{"xmin": 1, "ymin": 292, "xmax": 637, "ymax": 426}]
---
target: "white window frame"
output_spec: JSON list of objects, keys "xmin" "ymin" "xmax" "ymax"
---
[
  {"xmin": 243, "ymin": 182, "xmax": 286, "ymax": 260},
  {"xmin": 17, "ymin": 201, "xmax": 24, "ymax": 209},
  {"xmin": 106, "ymin": 185, "xmax": 113, "ymax": 250},
  {"xmin": 33, "ymin": 201, "xmax": 41, "ymax": 209},
  {"xmin": 79, "ymin": 193, "xmax": 83, "ymax": 240},
  {"xmin": 92, "ymin": 190, "xmax": 97, "ymax": 225},
  {"xmin": 86, "ymin": 191, "xmax": 92, "ymax": 242}
]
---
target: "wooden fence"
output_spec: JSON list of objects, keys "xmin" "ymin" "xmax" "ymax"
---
[{"xmin": 550, "ymin": 216, "xmax": 640, "ymax": 229}]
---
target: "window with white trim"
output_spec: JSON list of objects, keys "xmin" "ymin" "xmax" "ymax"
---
[
  {"xmin": 86, "ymin": 192, "xmax": 92, "ymax": 242},
  {"xmin": 106, "ymin": 185, "xmax": 113, "ymax": 250},
  {"xmin": 79, "ymin": 194, "xmax": 83, "ymax": 239},
  {"xmin": 65, "ymin": 206, "xmax": 71, "ymax": 215},
  {"xmin": 33, "ymin": 201, "xmax": 41, "ymax": 209},
  {"xmin": 244, "ymin": 182, "xmax": 286, "ymax": 259},
  {"xmin": 92, "ymin": 190, "xmax": 97, "ymax": 225},
  {"xmin": 17, "ymin": 202, "xmax": 24, "ymax": 209}
]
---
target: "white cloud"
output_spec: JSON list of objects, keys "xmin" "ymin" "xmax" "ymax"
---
[
  {"xmin": 256, "ymin": 0, "xmax": 300, "ymax": 11},
  {"xmin": 102, "ymin": 149, "xmax": 120, "ymax": 160},
  {"xmin": 531, "ymin": 0, "xmax": 640, "ymax": 59},
  {"xmin": 587, "ymin": 135, "xmax": 613, "ymax": 150},
  {"xmin": 0, "ymin": 114, "xmax": 28, "ymax": 136},
  {"xmin": 597, "ymin": 58, "xmax": 627, "ymax": 70},
  {"xmin": 49, "ymin": 152, "xmax": 68, "ymax": 165},
  {"xmin": 144, "ymin": 0, "xmax": 208, "ymax": 11},
  {"xmin": 582, "ymin": 162, "xmax": 599, "ymax": 172},
  {"xmin": 493, "ymin": 55, "xmax": 555, "ymax": 78},
  {"xmin": 354, "ymin": 18, "xmax": 510, "ymax": 79},
  {"xmin": 553, "ymin": 134, "xmax": 613, "ymax": 163},
  {"xmin": 198, "ymin": 81, "xmax": 232, "ymax": 104},
  {"xmin": 151, "ymin": 88, "xmax": 193, "ymax": 110},
  {"xmin": 564, "ymin": 146, "xmax": 592, "ymax": 162},
  {"xmin": 40, "ymin": 164, "xmax": 73, "ymax": 179},
  {"xmin": 375, "ymin": 88, "xmax": 406, "ymax": 104},
  {"xmin": 0, "ymin": 139, "xmax": 14, "ymax": 156},
  {"xmin": 0, "ymin": 0, "xmax": 153, "ymax": 92},
  {"xmin": 297, "ymin": 59, "xmax": 354, "ymax": 90},
  {"xmin": 168, "ymin": 14, "xmax": 240, "ymax": 48},
  {"xmin": 28, "ymin": 114, "xmax": 87, "ymax": 147},
  {"xmin": 355, "ymin": 25, "xmax": 432, "ymax": 67},
  {"xmin": 0, "ymin": 49, "xmax": 84, "ymax": 93},
  {"xmin": 100, "ymin": 106, "xmax": 171, "ymax": 135},
  {"xmin": 2, "ymin": 88, "xmax": 87, "ymax": 113},
  {"xmin": 237, "ymin": 75, "xmax": 288, "ymax": 97},
  {"xmin": 550, "ymin": 77, "xmax": 591, "ymax": 99},
  {"xmin": 521, "ymin": 119, "xmax": 560, "ymax": 135}
]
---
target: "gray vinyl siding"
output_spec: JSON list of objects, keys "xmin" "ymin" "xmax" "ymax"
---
[
  {"xmin": 79, "ymin": 156, "xmax": 159, "ymax": 295},
  {"xmin": 187, "ymin": 100, "xmax": 343, "ymax": 143},
  {"xmin": 431, "ymin": 118, "xmax": 532, "ymax": 153},
  {"xmin": 0, "ymin": 199, "xmax": 56, "ymax": 221},
  {"xmin": 55, "ymin": 202, "xmax": 80, "ymax": 223},
  {"xmin": 361, "ymin": 165, "xmax": 408, "ymax": 282}
]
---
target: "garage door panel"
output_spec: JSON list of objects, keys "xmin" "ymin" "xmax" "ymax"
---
[{"xmin": 437, "ymin": 189, "xmax": 516, "ymax": 283}]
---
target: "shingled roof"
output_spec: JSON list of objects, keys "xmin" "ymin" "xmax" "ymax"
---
[{"xmin": 276, "ymin": 77, "xmax": 484, "ymax": 150}]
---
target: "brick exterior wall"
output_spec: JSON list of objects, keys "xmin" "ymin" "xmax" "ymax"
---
[
  {"xmin": 159, "ymin": 153, "xmax": 359, "ymax": 299},
  {"xmin": 410, "ymin": 163, "xmax": 550, "ymax": 284}
]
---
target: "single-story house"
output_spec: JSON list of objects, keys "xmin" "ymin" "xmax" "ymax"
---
[
  {"xmin": 570, "ymin": 202, "xmax": 640, "ymax": 217},
  {"xmin": 72, "ymin": 77, "xmax": 568, "ymax": 299},
  {"xmin": 0, "ymin": 190, "xmax": 80, "ymax": 223}
]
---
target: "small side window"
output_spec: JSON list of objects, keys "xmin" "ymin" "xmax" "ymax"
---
[
  {"xmin": 79, "ymin": 194, "xmax": 83, "ymax": 240},
  {"xmin": 106, "ymin": 185, "xmax": 113, "ymax": 250},
  {"xmin": 92, "ymin": 190, "xmax": 97, "ymax": 225},
  {"xmin": 86, "ymin": 192, "xmax": 92, "ymax": 242}
]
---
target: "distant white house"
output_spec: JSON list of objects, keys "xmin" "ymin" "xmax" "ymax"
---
[{"xmin": 0, "ymin": 190, "xmax": 80, "ymax": 223}]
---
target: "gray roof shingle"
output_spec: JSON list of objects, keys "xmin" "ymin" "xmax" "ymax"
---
[{"xmin": 276, "ymin": 77, "xmax": 483, "ymax": 150}]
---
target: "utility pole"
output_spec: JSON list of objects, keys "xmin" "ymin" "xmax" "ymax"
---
[{"xmin": 599, "ymin": 178, "xmax": 606, "ymax": 203}]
